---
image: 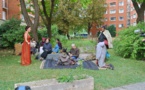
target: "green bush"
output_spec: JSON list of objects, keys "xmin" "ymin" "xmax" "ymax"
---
[
  {"xmin": 113, "ymin": 22, "xmax": 145, "ymax": 60},
  {"xmin": 0, "ymin": 18, "xmax": 24, "ymax": 48},
  {"xmin": 107, "ymin": 25, "xmax": 116, "ymax": 37}
]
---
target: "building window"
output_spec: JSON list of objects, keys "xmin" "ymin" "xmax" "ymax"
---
[
  {"xmin": 119, "ymin": 24, "xmax": 124, "ymax": 28},
  {"xmin": 133, "ymin": 14, "xmax": 136, "ymax": 18},
  {"xmin": 110, "ymin": 10, "xmax": 116, "ymax": 14},
  {"xmin": 105, "ymin": 10, "xmax": 108, "ymax": 14},
  {"xmin": 119, "ymin": 1, "xmax": 124, "ymax": 6},
  {"xmin": 119, "ymin": 17, "xmax": 124, "ymax": 21},
  {"xmin": 133, "ymin": 22, "xmax": 136, "ymax": 26},
  {"xmin": 2, "ymin": 0, "xmax": 6, "ymax": 8},
  {"xmin": 127, "ymin": 0, "xmax": 131, "ymax": 2},
  {"xmin": 2, "ymin": 11, "xmax": 6, "ymax": 20},
  {"xmin": 119, "ymin": 9, "xmax": 124, "ymax": 13},
  {"xmin": 110, "ymin": 17, "xmax": 116, "ymax": 21},
  {"xmin": 110, "ymin": 2, "xmax": 116, "ymax": 7}
]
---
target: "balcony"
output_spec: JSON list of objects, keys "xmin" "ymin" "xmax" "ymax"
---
[{"xmin": 2, "ymin": 1, "xmax": 8, "ymax": 9}]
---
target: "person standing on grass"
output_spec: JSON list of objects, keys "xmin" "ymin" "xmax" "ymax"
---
[
  {"xmin": 96, "ymin": 25, "xmax": 113, "ymax": 69},
  {"xmin": 21, "ymin": 26, "xmax": 31, "ymax": 66}
]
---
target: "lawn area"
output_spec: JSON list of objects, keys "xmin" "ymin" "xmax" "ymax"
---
[{"xmin": 1, "ymin": 39, "xmax": 145, "ymax": 90}]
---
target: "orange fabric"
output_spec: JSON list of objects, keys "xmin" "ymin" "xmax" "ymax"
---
[{"xmin": 21, "ymin": 33, "xmax": 31, "ymax": 66}]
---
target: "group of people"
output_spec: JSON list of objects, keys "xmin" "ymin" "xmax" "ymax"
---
[
  {"xmin": 21, "ymin": 25, "xmax": 114, "ymax": 70},
  {"xmin": 21, "ymin": 26, "xmax": 80, "ymax": 66}
]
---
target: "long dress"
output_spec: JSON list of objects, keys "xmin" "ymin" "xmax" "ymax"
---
[{"xmin": 21, "ymin": 33, "xmax": 31, "ymax": 66}]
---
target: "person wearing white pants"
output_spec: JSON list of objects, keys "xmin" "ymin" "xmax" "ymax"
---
[
  {"xmin": 96, "ymin": 42, "xmax": 107, "ymax": 67},
  {"xmin": 96, "ymin": 25, "xmax": 114, "ymax": 69}
]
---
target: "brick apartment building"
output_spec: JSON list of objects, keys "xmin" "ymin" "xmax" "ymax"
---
[
  {"xmin": 0, "ymin": 0, "xmax": 20, "ymax": 21},
  {"xmin": 104, "ymin": 0, "xmax": 145, "ymax": 31}
]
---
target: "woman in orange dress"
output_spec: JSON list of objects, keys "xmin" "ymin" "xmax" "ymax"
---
[{"xmin": 21, "ymin": 26, "xmax": 31, "ymax": 66}]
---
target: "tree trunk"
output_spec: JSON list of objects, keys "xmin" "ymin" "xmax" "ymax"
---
[
  {"xmin": 132, "ymin": 0, "xmax": 145, "ymax": 23},
  {"xmin": 41, "ymin": 0, "xmax": 55, "ymax": 38},
  {"xmin": 87, "ymin": 23, "xmax": 91, "ymax": 34},
  {"xmin": 136, "ymin": 9, "xmax": 144, "ymax": 23},
  {"xmin": 46, "ymin": 23, "xmax": 52, "ymax": 38},
  {"xmin": 32, "ymin": 0, "xmax": 39, "ymax": 41},
  {"xmin": 31, "ymin": 26, "xmax": 38, "ymax": 41},
  {"xmin": 20, "ymin": 0, "xmax": 39, "ymax": 41}
]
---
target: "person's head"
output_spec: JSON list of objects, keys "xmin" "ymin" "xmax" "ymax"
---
[
  {"xmin": 42, "ymin": 37, "xmax": 46, "ymax": 42},
  {"xmin": 71, "ymin": 44, "xmax": 76, "ymax": 49},
  {"xmin": 100, "ymin": 25, "xmax": 106, "ymax": 32},
  {"xmin": 45, "ymin": 38, "xmax": 50, "ymax": 43},
  {"xmin": 56, "ymin": 38, "xmax": 60, "ymax": 43},
  {"xmin": 25, "ymin": 26, "xmax": 31, "ymax": 32}
]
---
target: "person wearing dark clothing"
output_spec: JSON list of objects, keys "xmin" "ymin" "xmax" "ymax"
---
[
  {"xmin": 52, "ymin": 39, "xmax": 62, "ymax": 53},
  {"xmin": 98, "ymin": 32, "xmax": 107, "ymax": 42},
  {"xmin": 40, "ymin": 37, "xmax": 46, "ymax": 46},
  {"xmin": 41, "ymin": 38, "xmax": 52, "ymax": 60},
  {"xmin": 57, "ymin": 39, "xmax": 62, "ymax": 49},
  {"xmin": 69, "ymin": 44, "xmax": 80, "ymax": 61}
]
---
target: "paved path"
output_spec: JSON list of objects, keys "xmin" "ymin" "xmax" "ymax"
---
[{"xmin": 108, "ymin": 82, "xmax": 145, "ymax": 90}]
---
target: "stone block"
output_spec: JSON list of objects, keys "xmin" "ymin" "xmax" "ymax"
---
[{"xmin": 15, "ymin": 77, "xmax": 94, "ymax": 90}]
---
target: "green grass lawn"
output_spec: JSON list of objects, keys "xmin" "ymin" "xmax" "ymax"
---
[{"xmin": 1, "ymin": 39, "xmax": 145, "ymax": 90}]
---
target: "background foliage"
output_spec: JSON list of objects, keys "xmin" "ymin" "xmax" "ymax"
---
[
  {"xmin": 0, "ymin": 18, "xmax": 68, "ymax": 48},
  {"xmin": 106, "ymin": 25, "xmax": 116, "ymax": 37},
  {"xmin": 0, "ymin": 18, "xmax": 24, "ymax": 48},
  {"xmin": 113, "ymin": 22, "xmax": 145, "ymax": 60}
]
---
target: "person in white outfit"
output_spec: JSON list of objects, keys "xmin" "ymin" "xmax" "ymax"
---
[{"xmin": 96, "ymin": 26, "xmax": 114, "ymax": 69}]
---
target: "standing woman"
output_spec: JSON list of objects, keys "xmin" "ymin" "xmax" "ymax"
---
[{"xmin": 21, "ymin": 26, "xmax": 31, "ymax": 66}]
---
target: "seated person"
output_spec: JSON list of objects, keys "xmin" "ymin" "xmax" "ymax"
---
[
  {"xmin": 40, "ymin": 37, "xmax": 46, "ymax": 46},
  {"xmin": 69, "ymin": 44, "xmax": 80, "ymax": 61},
  {"xmin": 30, "ymin": 38, "xmax": 37, "ymax": 54},
  {"xmin": 53, "ymin": 39, "xmax": 62, "ymax": 53},
  {"xmin": 58, "ymin": 48, "xmax": 74, "ymax": 65},
  {"xmin": 40, "ymin": 38, "xmax": 52, "ymax": 60}
]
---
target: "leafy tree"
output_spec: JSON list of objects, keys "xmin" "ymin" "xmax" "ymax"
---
[
  {"xmin": 132, "ymin": 0, "xmax": 145, "ymax": 23},
  {"xmin": 20, "ymin": 0, "xmax": 39, "ymax": 41},
  {"xmin": 55, "ymin": 0, "xmax": 106, "ymax": 35},
  {"xmin": 55, "ymin": 0, "xmax": 83, "ymax": 38},
  {"xmin": 39, "ymin": 0, "xmax": 59, "ymax": 38}
]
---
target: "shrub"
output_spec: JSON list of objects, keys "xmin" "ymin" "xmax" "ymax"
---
[
  {"xmin": 0, "ymin": 18, "xmax": 24, "ymax": 48},
  {"xmin": 106, "ymin": 25, "xmax": 116, "ymax": 37},
  {"xmin": 113, "ymin": 22, "xmax": 145, "ymax": 60}
]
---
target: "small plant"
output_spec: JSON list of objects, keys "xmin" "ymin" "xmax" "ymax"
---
[
  {"xmin": 57, "ymin": 74, "xmax": 88, "ymax": 83},
  {"xmin": 57, "ymin": 75, "xmax": 74, "ymax": 83}
]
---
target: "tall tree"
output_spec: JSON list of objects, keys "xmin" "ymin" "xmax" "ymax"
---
[
  {"xmin": 132, "ymin": 0, "xmax": 145, "ymax": 23},
  {"xmin": 55, "ymin": 0, "xmax": 105, "ymax": 35},
  {"xmin": 39, "ymin": 0, "xmax": 58, "ymax": 38},
  {"xmin": 55, "ymin": 0, "xmax": 82, "ymax": 37},
  {"xmin": 20, "ymin": 0, "xmax": 39, "ymax": 41},
  {"xmin": 84, "ymin": 0, "xmax": 106, "ymax": 33}
]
